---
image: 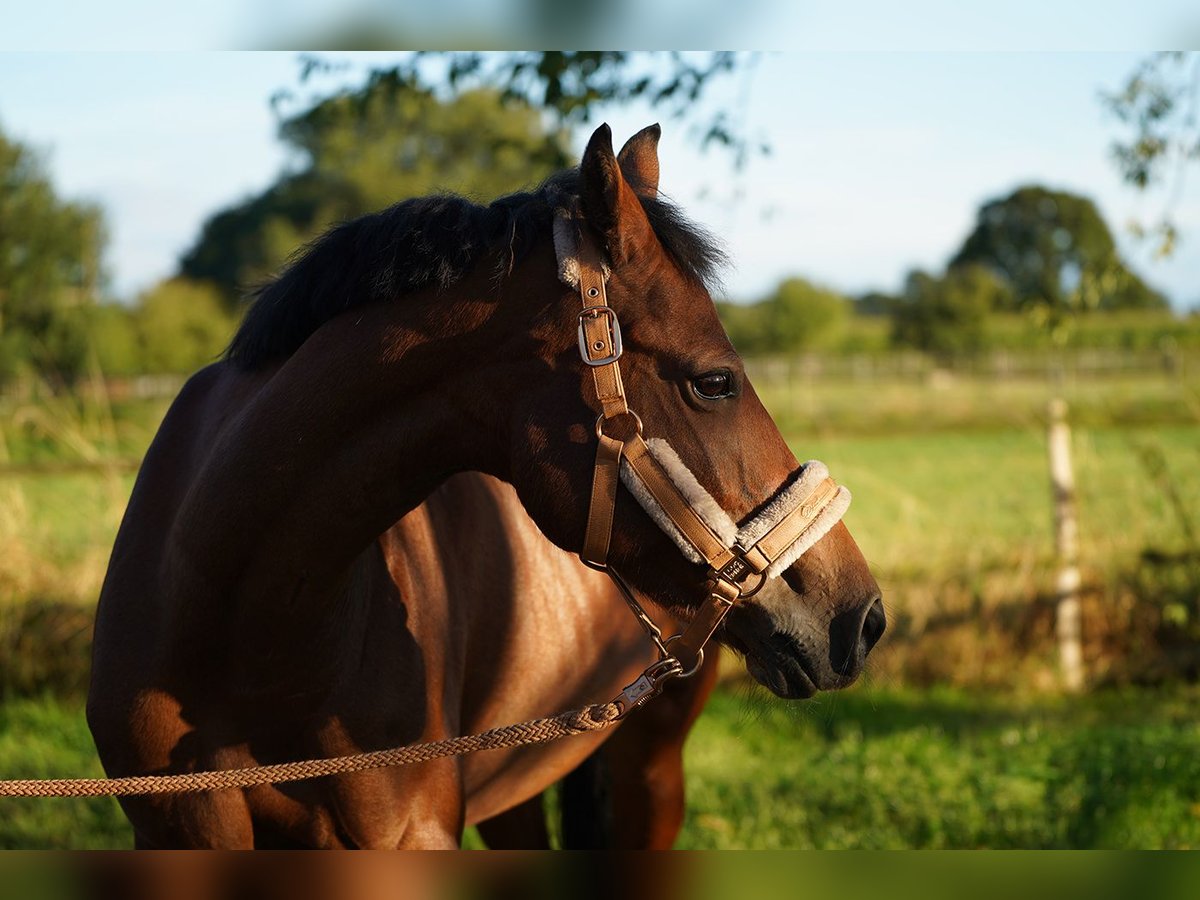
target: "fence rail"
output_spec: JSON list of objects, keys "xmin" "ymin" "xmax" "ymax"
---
[{"xmin": 745, "ymin": 348, "xmax": 1196, "ymax": 383}]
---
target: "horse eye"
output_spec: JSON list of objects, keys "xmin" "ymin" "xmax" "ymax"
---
[{"xmin": 692, "ymin": 371, "xmax": 735, "ymax": 401}]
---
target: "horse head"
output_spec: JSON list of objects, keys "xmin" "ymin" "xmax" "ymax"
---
[{"xmin": 508, "ymin": 124, "xmax": 884, "ymax": 699}]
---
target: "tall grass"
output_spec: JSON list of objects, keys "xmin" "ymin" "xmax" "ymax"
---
[{"xmin": 0, "ymin": 368, "xmax": 152, "ymax": 696}]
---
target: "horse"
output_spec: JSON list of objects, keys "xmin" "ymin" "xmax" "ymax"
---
[{"xmin": 87, "ymin": 123, "xmax": 884, "ymax": 848}]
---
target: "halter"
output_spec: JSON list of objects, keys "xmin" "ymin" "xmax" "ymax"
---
[{"xmin": 557, "ymin": 211, "xmax": 852, "ymax": 715}]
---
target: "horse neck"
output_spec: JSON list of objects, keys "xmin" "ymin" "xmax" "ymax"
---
[{"xmin": 166, "ymin": 256, "xmax": 548, "ymax": 640}]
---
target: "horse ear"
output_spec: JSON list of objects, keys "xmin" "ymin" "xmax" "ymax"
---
[
  {"xmin": 617, "ymin": 123, "xmax": 661, "ymax": 198},
  {"xmin": 579, "ymin": 123, "xmax": 654, "ymax": 263}
]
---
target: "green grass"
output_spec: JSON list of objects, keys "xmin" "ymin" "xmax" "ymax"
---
[
  {"xmin": 0, "ymin": 698, "xmax": 131, "ymax": 849},
  {"xmin": 679, "ymin": 682, "xmax": 1200, "ymax": 849},
  {"xmin": 0, "ymin": 367, "xmax": 1197, "ymax": 846},
  {"xmin": 2, "ymin": 684, "xmax": 1198, "ymax": 849}
]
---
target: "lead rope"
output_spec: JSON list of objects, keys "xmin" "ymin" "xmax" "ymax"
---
[
  {"xmin": 0, "ymin": 705, "xmax": 620, "ymax": 798},
  {"xmin": 0, "ymin": 220, "xmax": 844, "ymax": 800}
]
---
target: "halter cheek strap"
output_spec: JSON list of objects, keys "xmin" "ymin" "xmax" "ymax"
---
[{"xmin": 556, "ymin": 210, "xmax": 850, "ymax": 714}]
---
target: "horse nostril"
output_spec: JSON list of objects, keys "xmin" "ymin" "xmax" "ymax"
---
[
  {"xmin": 861, "ymin": 596, "xmax": 886, "ymax": 655},
  {"xmin": 829, "ymin": 596, "xmax": 886, "ymax": 679}
]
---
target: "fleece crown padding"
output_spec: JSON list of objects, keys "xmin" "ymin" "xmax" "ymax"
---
[{"xmin": 554, "ymin": 210, "xmax": 610, "ymax": 287}]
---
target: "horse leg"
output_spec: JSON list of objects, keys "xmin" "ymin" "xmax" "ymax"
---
[
  {"xmin": 119, "ymin": 791, "xmax": 255, "ymax": 849},
  {"xmin": 561, "ymin": 651, "xmax": 720, "ymax": 849},
  {"xmin": 475, "ymin": 793, "xmax": 551, "ymax": 849}
]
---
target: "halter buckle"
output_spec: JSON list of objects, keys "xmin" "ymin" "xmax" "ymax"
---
[{"xmin": 577, "ymin": 307, "xmax": 623, "ymax": 367}]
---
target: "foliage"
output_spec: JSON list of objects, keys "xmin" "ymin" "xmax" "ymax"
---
[
  {"xmin": 83, "ymin": 280, "xmax": 235, "ymax": 376},
  {"xmin": 950, "ymin": 186, "xmax": 1166, "ymax": 313},
  {"xmin": 888, "ymin": 266, "xmax": 1006, "ymax": 359},
  {"xmin": 132, "ymin": 279, "xmax": 235, "ymax": 374},
  {"xmin": 1103, "ymin": 52, "xmax": 1200, "ymax": 256},
  {"xmin": 85, "ymin": 304, "xmax": 141, "ymax": 377},
  {"xmin": 979, "ymin": 309, "xmax": 1200, "ymax": 353},
  {"xmin": 722, "ymin": 185, "xmax": 1175, "ymax": 362},
  {"xmin": 0, "ymin": 128, "xmax": 106, "ymax": 386},
  {"xmin": 718, "ymin": 278, "xmax": 851, "ymax": 354},
  {"xmin": 181, "ymin": 84, "xmax": 573, "ymax": 305},
  {"xmin": 299, "ymin": 52, "xmax": 759, "ymax": 163}
]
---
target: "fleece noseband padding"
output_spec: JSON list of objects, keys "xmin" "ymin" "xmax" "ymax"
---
[{"xmin": 619, "ymin": 438, "xmax": 851, "ymax": 579}]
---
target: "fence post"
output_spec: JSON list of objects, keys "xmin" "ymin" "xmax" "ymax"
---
[{"xmin": 1047, "ymin": 398, "xmax": 1084, "ymax": 692}]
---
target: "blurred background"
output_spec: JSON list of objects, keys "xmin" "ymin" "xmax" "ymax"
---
[{"xmin": 0, "ymin": 47, "xmax": 1198, "ymax": 848}]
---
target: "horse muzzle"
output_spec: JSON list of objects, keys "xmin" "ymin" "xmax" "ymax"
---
[{"xmin": 723, "ymin": 581, "xmax": 886, "ymax": 698}]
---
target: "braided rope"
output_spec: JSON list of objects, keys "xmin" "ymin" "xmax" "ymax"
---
[{"xmin": 0, "ymin": 702, "xmax": 620, "ymax": 798}]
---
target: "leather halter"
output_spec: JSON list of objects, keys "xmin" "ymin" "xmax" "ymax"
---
[{"xmin": 566, "ymin": 224, "xmax": 848, "ymax": 715}]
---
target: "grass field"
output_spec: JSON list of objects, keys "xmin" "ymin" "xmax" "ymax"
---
[
  {"xmin": 0, "ymin": 363, "xmax": 1197, "ymax": 847},
  {"xmin": 679, "ymin": 682, "xmax": 1200, "ymax": 849},
  {"xmin": 2, "ymin": 682, "xmax": 1199, "ymax": 849}
]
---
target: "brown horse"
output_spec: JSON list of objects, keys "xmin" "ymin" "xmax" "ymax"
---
[{"xmin": 87, "ymin": 124, "xmax": 883, "ymax": 848}]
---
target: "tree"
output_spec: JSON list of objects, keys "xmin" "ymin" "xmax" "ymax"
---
[
  {"xmin": 1104, "ymin": 52, "xmax": 1200, "ymax": 256},
  {"xmin": 86, "ymin": 303, "xmax": 142, "ymax": 376},
  {"xmin": 181, "ymin": 84, "xmax": 572, "ymax": 304},
  {"xmin": 134, "ymin": 279, "xmax": 236, "ymax": 374},
  {"xmin": 295, "ymin": 52, "xmax": 760, "ymax": 164},
  {"xmin": 718, "ymin": 278, "xmax": 849, "ymax": 354},
  {"xmin": 764, "ymin": 278, "xmax": 850, "ymax": 352},
  {"xmin": 950, "ymin": 185, "xmax": 1165, "ymax": 313},
  {"xmin": 890, "ymin": 265, "xmax": 1006, "ymax": 359},
  {"xmin": 0, "ymin": 128, "xmax": 106, "ymax": 385}
]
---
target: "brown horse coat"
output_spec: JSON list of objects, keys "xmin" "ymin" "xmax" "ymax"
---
[{"xmin": 88, "ymin": 124, "xmax": 881, "ymax": 848}]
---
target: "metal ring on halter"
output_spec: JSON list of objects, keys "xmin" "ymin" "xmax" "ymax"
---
[
  {"xmin": 664, "ymin": 635, "xmax": 705, "ymax": 679},
  {"xmin": 736, "ymin": 569, "xmax": 767, "ymax": 599},
  {"xmin": 715, "ymin": 550, "xmax": 770, "ymax": 600},
  {"xmin": 595, "ymin": 410, "xmax": 643, "ymax": 441}
]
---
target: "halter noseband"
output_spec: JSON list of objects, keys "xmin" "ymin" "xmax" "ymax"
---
[{"xmin": 557, "ymin": 210, "xmax": 851, "ymax": 715}]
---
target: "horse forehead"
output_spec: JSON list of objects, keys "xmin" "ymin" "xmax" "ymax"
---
[
  {"xmin": 619, "ymin": 265, "xmax": 723, "ymax": 331},
  {"xmin": 628, "ymin": 288, "xmax": 730, "ymax": 355}
]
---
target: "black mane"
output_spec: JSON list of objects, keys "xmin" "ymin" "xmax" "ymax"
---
[{"xmin": 224, "ymin": 170, "xmax": 726, "ymax": 369}]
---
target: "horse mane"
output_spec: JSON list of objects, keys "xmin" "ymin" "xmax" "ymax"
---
[{"xmin": 224, "ymin": 169, "xmax": 726, "ymax": 369}]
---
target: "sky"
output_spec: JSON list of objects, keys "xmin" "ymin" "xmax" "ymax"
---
[{"xmin": 0, "ymin": 51, "xmax": 1197, "ymax": 309}]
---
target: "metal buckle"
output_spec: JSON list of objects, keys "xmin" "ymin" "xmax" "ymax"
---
[{"xmin": 577, "ymin": 306, "xmax": 623, "ymax": 367}]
